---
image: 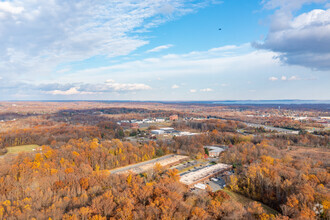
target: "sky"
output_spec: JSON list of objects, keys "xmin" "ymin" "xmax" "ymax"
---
[{"xmin": 0, "ymin": 0, "xmax": 329, "ymax": 101}]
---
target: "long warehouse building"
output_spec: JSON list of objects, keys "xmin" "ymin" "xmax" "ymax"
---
[
  {"xmin": 110, "ymin": 154, "xmax": 188, "ymax": 174},
  {"xmin": 180, "ymin": 163, "xmax": 232, "ymax": 187}
]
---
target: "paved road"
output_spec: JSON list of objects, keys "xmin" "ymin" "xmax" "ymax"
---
[
  {"xmin": 208, "ymin": 115, "xmax": 299, "ymax": 134},
  {"xmin": 245, "ymin": 123, "xmax": 299, "ymax": 134},
  {"xmin": 109, "ymin": 154, "xmax": 175, "ymax": 174}
]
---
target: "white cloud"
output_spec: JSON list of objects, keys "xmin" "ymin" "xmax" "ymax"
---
[
  {"xmin": 172, "ymin": 84, "xmax": 179, "ymax": 89},
  {"xmin": 2, "ymin": 43, "xmax": 328, "ymax": 100},
  {"xmin": 56, "ymin": 68, "xmax": 71, "ymax": 74},
  {"xmin": 262, "ymin": 0, "xmax": 327, "ymax": 11},
  {"xmin": 147, "ymin": 44, "xmax": 173, "ymax": 53},
  {"xmin": 0, "ymin": 0, "xmax": 213, "ymax": 79},
  {"xmin": 270, "ymin": 75, "xmax": 302, "ymax": 82},
  {"xmin": 200, "ymin": 88, "xmax": 213, "ymax": 92},
  {"xmin": 105, "ymin": 81, "xmax": 151, "ymax": 92},
  {"xmin": 256, "ymin": 1, "xmax": 330, "ymax": 70},
  {"xmin": 67, "ymin": 44, "xmax": 278, "ymax": 82},
  {"xmin": 0, "ymin": 2, "xmax": 24, "ymax": 15},
  {"xmin": 44, "ymin": 80, "xmax": 151, "ymax": 95},
  {"xmin": 190, "ymin": 89, "xmax": 197, "ymax": 93},
  {"xmin": 106, "ymin": 79, "xmax": 115, "ymax": 83},
  {"xmin": 208, "ymin": 45, "xmax": 238, "ymax": 52},
  {"xmin": 46, "ymin": 87, "xmax": 96, "ymax": 95},
  {"xmin": 288, "ymin": 76, "xmax": 299, "ymax": 80},
  {"xmin": 269, "ymin": 76, "xmax": 278, "ymax": 81}
]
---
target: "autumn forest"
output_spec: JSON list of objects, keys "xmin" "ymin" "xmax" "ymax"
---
[{"xmin": 0, "ymin": 101, "xmax": 329, "ymax": 220}]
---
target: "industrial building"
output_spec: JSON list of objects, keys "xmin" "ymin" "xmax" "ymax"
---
[
  {"xmin": 110, "ymin": 154, "xmax": 188, "ymax": 174},
  {"xmin": 151, "ymin": 127, "xmax": 176, "ymax": 135},
  {"xmin": 204, "ymin": 145, "xmax": 227, "ymax": 158},
  {"xmin": 180, "ymin": 163, "xmax": 232, "ymax": 187},
  {"xmin": 151, "ymin": 130, "xmax": 165, "ymax": 135}
]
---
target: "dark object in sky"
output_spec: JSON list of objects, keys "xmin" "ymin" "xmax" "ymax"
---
[{"xmin": 219, "ymin": 28, "xmax": 222, "ymax": 30}]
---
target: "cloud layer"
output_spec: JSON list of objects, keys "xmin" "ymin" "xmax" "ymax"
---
[
  {"xmin": 43, "ymin": 80, "xmax": 151, "ymax": 96},
  {"xmin": 0, "ymin": 0, "xmax": 211, "ymax": 80},
  {"xmin": 268, "ymin": 75, "xmax": 300, "ymax": 81},
  {"xmin": 0, "ymin": 43, "xmax": 328, "ymax": 100},
  {"xmin": 0, "ymin": 0, "xmax": 328, "ymax": 100},
  {"xmin": 256, "ymin": 1, "xmax": 330, "ymax": 70}
]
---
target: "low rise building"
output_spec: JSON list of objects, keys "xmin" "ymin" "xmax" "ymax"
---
[
  {"xmin": 110, "ymin": 154, "xmax": 188, "ymax": 174},
  {"xmin": 160, "ymin": 127, "xmax": 175, "ymax": 133},
  {"xmin": 194, "ymin": 183, "xmax": 206, "ymax": 190},
  {"xmin": 151, "ymin": 130, "xmax": 165, "ymax": 135},
  {"xmin": 180, "ymin": 163, "xmax": 232, "ymax": 187},
  {"xmin": 204, "ymin": 145, "xmax": 227, "ymax": 158}
]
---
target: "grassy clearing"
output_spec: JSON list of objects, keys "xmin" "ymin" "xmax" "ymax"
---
[
  {"xmin": 222, "ymin": 189, "xmax": 279, "ymax": 215},
  {"xmin": 6, "ymin": 145, "xmax": 40, "ymax": 155}
]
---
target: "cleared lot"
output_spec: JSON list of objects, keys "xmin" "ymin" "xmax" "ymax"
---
[
  {"xmin": 222, "ymin": 189, "xmax": 279, "ymax": 215},
  {"xmin": 0, "ymin": 145, "xmax": 40, "ymax": 162},
  {"xmin": 5, "ymin": 145, "xmax": 40, "ymax": 154}
]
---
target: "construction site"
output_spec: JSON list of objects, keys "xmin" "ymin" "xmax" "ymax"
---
[{"xmin": 180, "ymin": 163, "xmax": 232, "ymax": 187}]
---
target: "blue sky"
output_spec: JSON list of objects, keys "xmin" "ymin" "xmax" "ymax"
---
[{"xmin": 0, "ymin": 0, "xmax": 329, "ymax": 100}]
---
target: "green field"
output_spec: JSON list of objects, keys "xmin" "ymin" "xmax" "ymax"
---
[
  {"xmin": 6, "ymin": 145, "xmax": 40, "ymax": 155},
  {"xmin": 222, "ymin": 189, "xmax": 279, "ymax": 215}
]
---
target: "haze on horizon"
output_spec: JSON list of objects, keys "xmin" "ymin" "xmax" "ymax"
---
[{"xmin": 0, "ymin": 0, "xmax": 329, "ymax": 101}]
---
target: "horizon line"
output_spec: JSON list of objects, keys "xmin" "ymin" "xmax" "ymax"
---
[{"xmin": 1, "ymin": 99, "xmax": 330, "ymax": 103}]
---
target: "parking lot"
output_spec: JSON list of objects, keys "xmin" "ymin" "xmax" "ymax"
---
[
  {"xmin": 176, "ymin": 161, "xmax": 211, "ymax": 174},
  {"xmin": 206, "ymin": 176, "xmax": 226, "ymax": 192}
]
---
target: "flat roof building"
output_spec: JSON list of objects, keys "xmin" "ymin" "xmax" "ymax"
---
[
  {"xmin": 160, "ymin": 127, "xmax": 175, "ymax": 132},
  {"xmin": 180, "ymin": 163, "xmax": 232, "ymax": 187},
  {"xmin": 204, "ymin": 146, "xmax": 227, "ymax": 158},
  {"xmin": 151, "ymin": 130, "xmax": 165, "ymax": 135},
  {"xmin": 110, "ymin": 154, "xmax": 188, "ymax": 174}
]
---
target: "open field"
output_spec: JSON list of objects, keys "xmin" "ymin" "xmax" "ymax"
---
[
  {"xmin": 222, "ymin": 189, "xmax": 279, "ymax": 215},
  {"xmin": 6, "ymin": 144, "xmax": 40, "ymax": 155},
  {"xmin": 286, "ymin": 146, "xmax": 330, "ymax": 166}
]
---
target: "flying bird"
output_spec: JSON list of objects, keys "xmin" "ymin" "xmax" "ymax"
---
[{"xmin": 218, "ymin": 28, "xmax": 222, "ymax": 30}]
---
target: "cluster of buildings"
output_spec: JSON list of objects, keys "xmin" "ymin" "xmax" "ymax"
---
[
  {"xmin": 151, "ymin": 127, "xmax": 199, "ymax": 137},
  {"xmin": 110, "ymin": 154, "xmax": 188, "ymax": 174},
  {"xmin": 117, "ymin": 114, "xmax": 179, "ymax": 129}
]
